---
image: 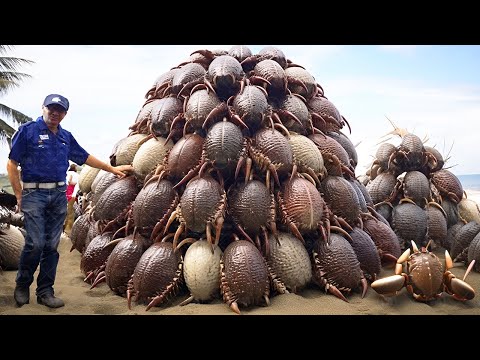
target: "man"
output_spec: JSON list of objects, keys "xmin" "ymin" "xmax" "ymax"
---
[{"xmin": 7, "ymin": 93, "xmax": 133, "ymax": 308}]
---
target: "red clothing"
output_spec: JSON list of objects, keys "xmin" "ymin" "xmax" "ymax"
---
[{"xmin": 66, "ymin": 184, "xmax": 75, "ymax": 201}]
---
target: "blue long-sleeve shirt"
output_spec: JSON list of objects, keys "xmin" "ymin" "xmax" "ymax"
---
[{"xmin": 8, "ymin": 116, "xmax": 89, "ymax": 183}]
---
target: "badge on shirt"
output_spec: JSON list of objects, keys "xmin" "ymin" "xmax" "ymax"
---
[{"xmin": 39, "ymin": 134, "xmax": 49, "ymax": 140}]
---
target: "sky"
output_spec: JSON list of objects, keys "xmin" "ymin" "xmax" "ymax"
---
[{"xmin": 1, "ymin": 45, "xmax": 479, "ymax": 177}]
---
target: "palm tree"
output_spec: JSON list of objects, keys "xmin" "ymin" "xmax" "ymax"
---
[{"xmin": 0, "ymin": 45, "xmax": 34, "ymax": 147}]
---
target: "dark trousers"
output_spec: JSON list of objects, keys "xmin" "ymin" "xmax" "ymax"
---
[{"xmin": 16, "ymin": 185, "xmax": 67, "ymax": 297}]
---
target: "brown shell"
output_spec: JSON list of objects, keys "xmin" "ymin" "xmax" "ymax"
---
[
  {"xmin": 179, "ymin": 174, "xmax": 225, "ymax": 233},
  {"xmin": 308, "ymin": 133, "xmax": 352, "ymax": 176},
  {"xmin": 407, "ymin": 251, "xmax": 444, "ymax": 299},
  {"xmin": 397, "ymin": 133, "xmax": 425, "ymax": 171},
  {"xmin": 251, "ymin": 127, "xmax": 293, "ymax": 177},
  {"xmin": 279, "ymin": 176, "xmax": 325, "ymax": 232},
  {"xmin": 326, "ymin": 131, "xmax": 358, "ymax": 168},
  {"xmin": 273, "ymin": 94, "xmax": 311, "ymax": 135},
  {"xmin": 0, "ymin": 224, "xmax": 24, "ymax": 270},
  {"xmin": 132, "ymin": 179, "xmax": 178, "ymax": 232},
  {"xmin": 307, "ymin": 96, "xmax": 345, "ymax": 132},
  {"xmin": 80, "ymin": 232, "xmax": 115, "ymax": 277},
  {"xmin": 321, "ymin": 175, "xmax": 361, "ymax": 226},
  {"xmin": 91, "ymin": 171, "xmax": 118, "ymax": 206},
  {"xmin": 228, "ymin": 180, "xmax": 273, "ymax": 235},
  {"xmin": 253, "ymin": 59, "xmax": 287, "ymax": 95},
  {"xmin": 184, "ymin": 88, "xmax": 222, "ymax": 130},
  {"xmin": 451, "ymin": 221, "xmax": 480, "ymax": 260},
  {"xmin": 258, "ymin": 46, "xmax": 287, "ymax": 69},
  {"xmin": 285, "ymin": 67, "xmax": 317, "ymax": 100},
  {"xmin": 348, "ymin": 227, "xmax": 381, "ymax": 281},
  {"xmin": 392, "ymin": 202, "xmax": 428, "ymax": 248},
  {"xmin": 431, "ymin": 169, "xmax": 464, "ymax": 204},
  {"xmin": 221, "ymin": 240, "xmax": 270, "ymax": 308},
  {"xmin": 228, "ymin": 45, "xmax": 252, "ymax": 63},
  {"xmin": 105, "ymin": 234, "xmax": 147, "ymax": 296},
  {"xmin": 426, "ymin": 202, "xmax": 448, "ymax": 245},
  {"xmin": 366, "ymin": 172, "xmax": 398, "ymax": 205},
  {"xmin": 362, "ymin": 217, "xmax": 401, "ymax": 264},
  {"xmin": 130, "ymin": 242, "xmax": 182, "ymax": 306},
  {"xmin": 402, "ymin": 171, "xmax": 431, "ymax": 206},
  {"xmin": 70, "ymin": 213, "xmax": 93, "ymax": 253},
  {"xmin": 467, "ymin": 233, "xmax": 480, "ymax": 272},
  {"xmin": 206, "ymin": 55, "xmax": 244, "ymax": 98},
  {"xmin": 375, "ymin": 142, "xmax": 397, "ymax": 170},
  {"xmin": 204, "ymin": 120, "xmax": 244, "ymax": 169},
  {"xmin": 93, "ymin": 176, "xmax": 139, "ymax": 222},
  {"xmin": 424, "ymin": 146, "xmax": 444, "ymax": 172},
  {"xmin": 267, "ymin": 232, "xmax": 312, "ymax": 292},
  {"xmin": 313, "ymin": 233, "xmax": 364, "ymax": 293},
  {"xmin": 150, "ymin": 97, "xmax": 184, "ymax": 137},
  {"xmin": 171, "ymin": 63, "xmax": 206, "ymax": 95},
  {"xmin": 232, "ymin": 84, "xmax": 269, "ymax": 131},
  {"xmin": 165, "ymin": 133, "xmax": 204, "ymax": 180}
]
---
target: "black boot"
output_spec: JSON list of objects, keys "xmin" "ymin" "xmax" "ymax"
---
[
  {"xmin": 37, "ymin": 294, "xmax": 65, "ymax": 308},
  {"xmin": 14, "ymin": 286, "xmax": 30, "ymax": 307}
]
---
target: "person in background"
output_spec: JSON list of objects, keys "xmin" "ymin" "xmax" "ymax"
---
[
  {"xmin": 63, "ymin": 163, "xmax": 79, "ymax": 235},
  {"xmin": 6, "ymin": 93, "xmax": 133, "ymax": 309}
]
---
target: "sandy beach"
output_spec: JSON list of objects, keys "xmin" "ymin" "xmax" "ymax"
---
[
  {"xmin": 1, "ymin": 226, "xmax": 480, "ymax": 316},
  {"xmin": 0, "ymin": 189, "xmax": 479, "ymax": 316}
]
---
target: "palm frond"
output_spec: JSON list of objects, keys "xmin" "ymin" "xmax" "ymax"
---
[
  {"xmin": 0, "ymin": 118, "xmax": 16, "ymax": 142},
  {"xmin": 0, "ymin": 57, "xmax": 34, "ymax": 71},
  {"xmin": 0, "ymin": 104, "xmax": 32, "ymax": 126}
]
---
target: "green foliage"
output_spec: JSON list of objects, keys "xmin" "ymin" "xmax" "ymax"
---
[{"xmin": 0, "ymin": 45, "xmax": 35, "ymax": 146}]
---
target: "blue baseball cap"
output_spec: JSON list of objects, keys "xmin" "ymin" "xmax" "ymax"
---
[{"xmin": 43, "ymin": 94, "xmax": 69, "ymax": 111}]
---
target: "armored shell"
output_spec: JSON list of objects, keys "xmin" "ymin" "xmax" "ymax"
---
[
  {"xmin": 105, "ymin": 234, "xmax": 146, "ymax": 296},
  {"xmin": 366, "ymin": 172, "xmax": 398, "ymax": 205},
  {"xmin": 70, "ymin": 213, "xmax": 93, "ymax": 253},
  {"xmin": 426, "ymin": 202, "xmax": 448, "ymax": 245},
  {"xmin": 402, "ymin": 171, "xmax": 431, "ymax": 206},
  {"xmin": 321, "ymin": 175, "xmax": 361, "ymax": 226},
  {"xmin": 451, "ymin": 221, "xmax": 480, "ymax": 260},
  {"xmin": 93, "ymin": 176, "xmax": 139, "ymax": 222},
  {"xmin": 0, "ymin": 224, "xmax": 25, "ymax": 270},
  {"xmin": 78, "ymin": 165, "xmax": 101, "ymax": 194},
  {"xmin": 130, "ymin": 241, "xmax": 182, "ymax": 307},
  {"xmin": 313, "ymin": 233, "xmax": 364, "ymax": 295},
  {"xmin": 362, "ymin": 217, "xmax": 401, "ymax": 264},
  {"xmin": 204, "ymin": 120, "xmax": 244, "ymax": 169},
  {"xmin": 348, "ymin": 227, "xmax": 381, "ymax": 281},
  {"xmin": 267, "ymin": 232, "xmax": 312, "ymax": 292},
  {"xmin": 183, "ymin": 240, "xmax": 223, "ymax": 302},
  {"xmin": 431, "ymin": 169, "xmax": 464, "ymax": 204},
  {"xmin": 228, "ymin": 180, "xmax": 273, "ymax": 235},
  {"xmin": 221, "ymin": 239, "xmax": 270, "ymax": 310},
  {"xmin": 114, "ymin": 134, "xmax": 148, "ymax": 166},
  {"xmin": 80, "ymin": 232, "xmax": 115, "ymax": 277},
  {"xmin": 407, "ymin": 250, "xmax": 444, "ymax": 299},
  {"xmin": 132, "ymin": 136, "xmax": 173, "ymax": 180},
  {"xmin": 459, "ymin": 198, "xmax": 480, "ymax": 224},
  {"xmin": 467, "ymin": 233, "xmax": 480, "ymax": 272},
  {"xmin": 179, "ymin": 174, "xmax": 225, "ymax": 233},
  {"xmin": 132, "ymin": 179, "xmax": 178, "ymax": 233},
  {"xmin": 392, "ymin": 201, "xmax": 428, "ymax": 249}
]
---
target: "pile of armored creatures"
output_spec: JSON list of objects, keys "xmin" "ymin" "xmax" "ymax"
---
[{"xmin": 69, "ymin": 45, "xmax": 477, "ymax": 313}]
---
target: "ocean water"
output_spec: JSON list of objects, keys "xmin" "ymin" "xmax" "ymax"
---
[{"xmin": 457, "ymin": 174, "xmax": 480, "ymax": 191}]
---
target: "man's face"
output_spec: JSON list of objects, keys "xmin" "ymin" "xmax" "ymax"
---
[{"xmin": 43, "ymin": 104, "xmax": 67, "ymax": 127}]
